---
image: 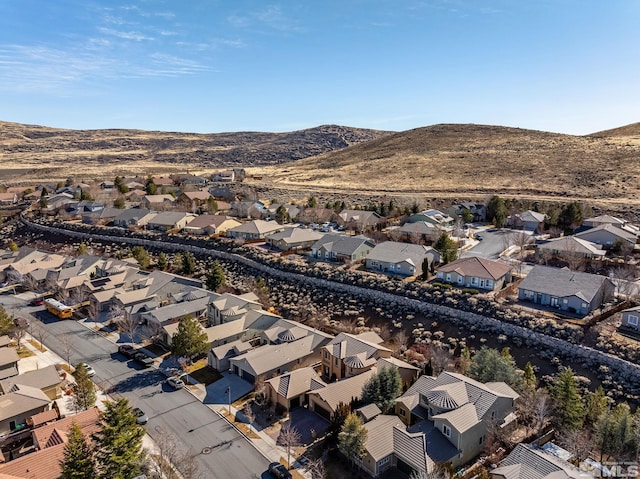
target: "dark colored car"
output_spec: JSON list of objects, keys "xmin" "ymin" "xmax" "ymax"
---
[
  {"xmin": 30, "ymin": 297, "xmax": 44, "ymax": 306},
  {"xmin": 133, "ymin": 352, "xmax": 154, "ymax": 368},
  {"xmin": 474, "ymin": 233, "xmax": 484, "ymax": 241},
  {"xmin": 118, "ymin": 344, "xmax": 136, "ymax": 359},
  {"xmin": 268, "ymin": 462, "xmax": 292, "ymax": 479}
]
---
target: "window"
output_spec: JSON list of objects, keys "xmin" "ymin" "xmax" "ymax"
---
[
  {"xmin": 628, "ymin": 315, "xmax": 639, "ymax": 326},
  {"xmin": 399, "ymin": 409, "xmax": 405, "ymax": 416},
  {"xmin": 378, "ymin": 456, "xmax": 391, "ymax": 467},
  {"xmin": 446, "ymin": 274, "xmax": 452, "ymax": 282},
  {"xmin": 457, "ymin": 276, "xmax": 464, "ymax": 284},
  {"xmin": 442, "ymin": 424, "xmax": 451, "ymax": 437},
  {"xmin": 491, "ymin": 410, "xmax": 496, "ymax": 420},
  {"xmin": 334, "ymin": 358, "xmax": 338, "ymax": 366},
  {"xmin": 479, "ymin": 435, "xmax": 485, "ymax": 445},
  {"xmin": 437, "ymin": 271, "xmax": 443, "ymax": 279},
  {"xmin": 471, "ymin": 277, "xmax": 478, "ymax": 286},
  {"xmin": 324, "ymin": 351, "xmax": 329, "ymax": 360},
  {"xmin": 563, "ymin": 299, "xmax": 568, "ymax": 304}
]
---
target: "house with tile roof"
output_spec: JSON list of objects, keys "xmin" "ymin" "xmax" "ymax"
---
[
  {"xmin": 311, "ymin": 234, "xmax": 375, "ymax": 263},
  {"xmin": 366, "ymin": 241, "xmax": 440, "ymax": 277},
  {"xmin": 518, "ymin": 265, "xmax": 615, "ymax": 315},
  {"xmin": 0, "ymin": 408, "xmax": 102, "ymax": 479},
  {"xmin": 436, "ymin": 257, "xmax": 513, "ymax": 291},
  {"xmin": 265, "ymin": 366, "xmax": 327, "ymax": 411},
  {"xmin": 491, "ymin": 442, "xmax": 589, "ymax": 479},
  {"xmin": 321, "ymin": 331, "xmax": 391, "ymax": 381},
  {"xmin": 177, "ymin": 190, "xmax": 213, "ymax": 211},
  {"xmin": 394, "ymin": 371, "xmax": 519, "ymax": 471},
  {"xmin": 308, "ymin": 368, "xmax": 377, "ymax": 420},
  {"xmin": 357, "ymin": 414, "xmax": 405, "ymax": 477}
]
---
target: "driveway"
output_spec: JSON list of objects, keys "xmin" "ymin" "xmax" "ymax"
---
[
  {"xmin": 282, "ymin": 407, "xmax": 330, "ymax": 445},
  {"xmin": 204, "ymin": 372, "xmax": 254, "ymax": 405},
  {"xmin": 462, "ymin": 228, "xmax": 516, "ymax": 260}
]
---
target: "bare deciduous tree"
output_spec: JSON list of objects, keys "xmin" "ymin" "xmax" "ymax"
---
[
  {"xmin": 149, "ymin": 428, "xmax": 202, "ymax": 479},
  {"xmin": 428, "ymin": 345, "xmax": 454, "ymax": 375},
  {"xmin": 60, "ymin": 333, "xmax": 75, "ymax": 367},
  {"xmin": 308, "ymin": 458, "xmax": 327, "ymax": 479},
  {"xmin": 558, "ymin": 428, "xmax": 593, "ymax": 463},
  {"xmin": 277, "ymin": 423, "xmax": 301, "ymax": 469},
  {"xmin": 117, "ymin": 315, "xmax": 138, "ymax": 344},
  {"xmin": 610, "ymin": 266, "xmax": 639, "ymax": 302},
  {"xmin": 243, "ymin": 401, "xmax": 255, "ymax": 433}
]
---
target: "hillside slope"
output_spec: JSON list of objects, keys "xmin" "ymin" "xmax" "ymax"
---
[
  {"xmin": 259, "ymin": 123, "xmax": 640, "ymax": 202},
  {"xmin": 0, "ymin": 121, "xmax": 392, "ymax": 182}
]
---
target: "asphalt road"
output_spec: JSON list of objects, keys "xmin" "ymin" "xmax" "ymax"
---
[
  {"xmin": 461, "ymin": 228, "xmax": 513, "ymax": 260},
  {"xmin": 3, "ymin": 294, "xmax": 271, "ymax": 479}
]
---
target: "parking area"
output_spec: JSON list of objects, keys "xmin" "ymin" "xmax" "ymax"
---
[{"xmin": 281, "ymin": 407, "xmax": 330, "ymax": 445}]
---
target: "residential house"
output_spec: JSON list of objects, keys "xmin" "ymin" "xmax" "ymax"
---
[
  {"xmin": 152, "ymin": 176, "xmax": 175, "ymax": 188},
  {"xmin": 0, "ymin": 365, "xmax": 62, "ymax": 400},
  {"xmin": 99, "ymin": 180, "xmax": 115, "ymax": 189},
  {"xmin": 146, "ymin": 211, "xmax": 195, "ymax": 231},
  {"xmin": 321, "ymin": 331, "xmax": 391, "ymax": 381},
  {"xmin": 376, "ymin": 357, "xmax": 420, "ymax": 389},
  {"xmin": 124, "ymin": 189, "xmax": 147, "ymax": 202},
  {"xmin": 124, "ymin": 180, "xmax": 145, "ymax": 190},
  {"xmin": 518, "ymin": 265, "xmax": 615, "ymax": 315},
  {"xmin": 621, "ymin": 305, "xmax": 640, "ymax": 332},
  {"xmin": 408, "ymin": 210, "xmax": 455, "ymax": 230},
  {"xmin": 0, "ymin": 192, "xmax": 18, "ymax": 205},
  {"xmin": 112, "ymin": 208, "xmax": 157, "ymax": 228},
  {"xmin": 536, "ymin": 236, "xmax": 606, "ymax": 260},
  {"xmin": 366, "ymin": 241, "xmax": 440, "ymax": 277},
  {"xmin": 212, "ymin": 170, "xmax": 235, "ymax": 182},
  {"xmin": 0, "ymin": 335, "xmax": 10, "ymax": 348},
  {"xmin": 338, "ymin": 210, "xmax": 383, "ymax": 231},
  {"xmin": 174, "ymin": 173, "xmax": 208, "ymax": 187},
  {"xmin": 207, "ymin": 292, "xmax": 263, "ymax": 326},
  {"xmin": 397, "ymin": 221, "xmax": 442, "ymax": 244},
  {"xmin": 311, "ymin": 234, "xmax": 375, "ymax": 263},
  {"xmin": 0, "ymin": 384, "xmax": 51, "ymax": 434},
  {"xmin": 226, "ymin": 219, "xmax": 284, "ymax": 240},
  {"xmin": 265, "ymin": 203, "xmax": 301, "ymax": 221},
  {"xmin": 209, "ymin": 186, "xmax": 236, "ymax": 202},
  {"xmin": 44, "ymin": 193, "xmax": 76, "ymax": 211},
  {"xmin": 81, "ymin": 206, "xmax": 121, "ymax": 225},
  {"xmin": 177, "ymin": 191, "xmax": 213, "ymax": 211},
  {"xmin": 436, "ymin": 257, "xmax": 512, "ymax": 291},
  {"xmin": 394, "ymin": 371, "xmax": 519, "ymax": 471},
  {"xmin": 0, "ymin": 347, "xmax": 20, "ymax": 380},
  {"xmin": 230, "ymin": 200, "xmax": 266, "ymax": 218},
  {"xmin": 229, "ymin": 335, "xmax": 324, "ymax": 384},
  {"xmin": 491, "ymin": 442, "xmax": 588, "ymax": 479},
  {"xmin": 508, "ymin": 210, "xmax": 547, "ymax": 231},
  {"xmin": 583, "ymin": 214, "xmax": 640, "ymax": 236},
  {"xmin": 308, "ymin": 368, "xmax": 377, "ymax": 420},
  {"xmin": 265, "ymin": 367, "xmax": 327, "ymax": 412},
  {"xmin": 575, "ymin": 224, "xmax": 637, "ymax": 250},
  {"xmin": 358, "ymin": 415, "xmax": 405, "ymax": 477},
  {"xmin": 265, "ymin": 227, "xmax": 324, "ymax": 251},
  {"xmin": 142, "ymin": 194, "xmax": 176, "ymax": 209},
  {"xmin": 182, "ymin": 215, "xmax": 241, "ymax": 235},
  {"xmin": 209, "ymin": 339, "xmax": 255, "ymax": 372},
  {"xmin": 0, "ymin": 408, "xmax": 101, "ymax": 479},
  {"xmin": 445, "ymin": 203, "xmax": 487, "ymax": 222},
  {"xmin": 356, "ymin": 403, "xmax": 382, "ymax": 423}
]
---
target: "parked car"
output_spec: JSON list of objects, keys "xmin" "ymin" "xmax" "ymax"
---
[
  {"xmin": 132, "ymin": 407, "xmax": 148, "ymax": 425},
  {"xmin": 268, "ymin": 462, "xmax": 292, "ymax": 479},
  {"xmin": 78, "ymin": 363, "xmax": 95, "ymax": 377},
  {"xmin": 133, "ymin": 352, "xmax": 154, "ymax": 368},
  {"xmin": 166, "ymin": 376, "xmax": 185, "ymax": 389},
  {"xmin": 474, "ymin": 233, "xmax": 484, "ymax": 240},
  {"xmin": 30, "ymin": 297, "xmax": 44, "ymax": 306},
  {"xmin": 118, "ymin": 344, "xmax": 136, "ymax": 359}
]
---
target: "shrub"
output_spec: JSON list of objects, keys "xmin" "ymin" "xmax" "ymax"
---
[{"xmin": 462, "ymin": 288, "xmax": 479, "ymax": 295}]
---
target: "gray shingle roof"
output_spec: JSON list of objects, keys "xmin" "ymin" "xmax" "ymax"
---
[
  {"xmin": 265, "ymin": 367, "xmax": 326, "ymax": 400},
  {"xmin": 366, "ymin": 241, "xmax": 438, "ymax": 266},
  {"xmin": 519, "ymin": 265, "xmax": 612, "ymax": 303},
  {"xmin": 363, "ymin": 414, "xmax": 403, "ymax": 461},
  {"xmin": 312, "ymin": 234, "xmax": 374, "ymax": 256},
  {"xmin": 493, "ymin": 443, "xmax": 587, "ymax": 479}
]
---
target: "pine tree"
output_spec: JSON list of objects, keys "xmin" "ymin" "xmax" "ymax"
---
[
  {"xmin": 132, "ymin": 246, "xmax": 150, "ymax": 269},
  {"xmin": 458, "ymin": 347, "xmax": 472, "ymax": 375},
  {"xmin": 330, "ymin": 402, "xmax": 351, "ymax": 439},
  {"xmin": 469, "ymin": 346, "xmax": 522, "ymax": 390},
  {"xmin": 434, "ymin": 232, "xmax": 458, "ymax": 264},
  {"xmin": 361, "ymin": 367, "xmax": 401, "ymax": 413},
  {"xmin": 181, "ymin": 251, "xmax": 196, "ymax": 275},
  {"xmin": 59, "ymin": 422, "xmax": 98, "ymax": 479},
  {"xmin": 92, "ymin": 398, "xmax": 146, "ymax": 479},
  {"xmin": 486, "ymin": 195, "xmax": 507, "ymax": 227},
  {"xmin": 157, "ymin": 252, "xmax": 168, "ymax": 270},
  {"xmin": 171, "ymin": 315, "xmax": 208, "ymax": 359},
  {"xmin": 522, "ymin": 362, "xmax": 537, "ymax": 390},
  {"xmin": 551, "ymin": 368, "xmax": 586, "ymax": 431},
  {"xmin": 0, "ymin": 306, "xmax": 14, "ymax": 336},
  {"xmin": 144, "ymin": 176, "xmax": 157, "ymax": 195},
  {"xmin": 72, "ymin": 363, "xmax": 97, "ymax": 411},
  {"xmin": 586, "ymin": 385, "xmax": 608, "ymax": 425},
  {"xmin": 338, "ymin": 413, "xmax": 367, "ymax": 469},
  {"xmin": 275, "ymin": 205, "xmax": 290, "ymax": 224},
  {"xmin": 205, "ymin": 261, "xmax": 226, "ymax": 291}
]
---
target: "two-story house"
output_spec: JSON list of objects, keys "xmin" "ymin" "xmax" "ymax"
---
[{"xmin": 321, "ymin": 331, "xmax": 391, "ymax": 381}]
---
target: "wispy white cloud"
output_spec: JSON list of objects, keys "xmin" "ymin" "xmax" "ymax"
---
[
  {"xmin": 227, "ymin": 4, "xmax": 305, "ymax": 34},
  {"xmin": 98, "ymin": 27, "xmax": 155, "ymax": 41}
]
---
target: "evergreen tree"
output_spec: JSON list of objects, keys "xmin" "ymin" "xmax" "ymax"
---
[
  {"xmin": 458, "ymin": 347, "xmax": 472, "ymax": 375},
  {"xmin": 559, "ymin": 201, "xmax": 584, "ymax": 230},
  {"xmin": 586, "ymin": 385, "xmax": 608, "ymax": 425},
  {"xmin": 181, "ymin": 251, "xmax": 197, "ymax": 275},
  {"xmin": 595, "ymin": 402, "xmax": 637, "ymax": 460},
  {"xmin": 59, "ymin": 422, "xmax": 98, "ymax": 479},
  {"xmin": 338, "ymin": 413, "xmax": 367, "ymax": 469},
  {"xmin": 80, "ymin": 189, "xmax": 93, "ymax": 201},
  {"xmin": 205, "ymin": 261, "xmax": 226, "ymax": 291},
  {"xmin": 72, "ymin": 363, "xmax": 97, "ymax": 411},
  {"xmin": 522, "ymin": 362, "xmax": 537, "ymax": 390},
  {"xmin": 92, "ymin": 398, "xmax": 146, "ymax": 479},
  {"xmin": 113, "ymin": 197, "xmax": 125, "ymax": 209},
  {"xmin": 206, "ymin": 197, "xmax": 218, "ymax": 213},
  {"xmin": 461, "ymin": 208, "xmax": 474, "ymax": 224},
  {"xmin": 171, "ymin": 315, "xmax": 208, "ymax": 359},
  {"xmin": 9, "ymin": 242, "xmax": 19, "ymax": 252},
  {"xmin": 157, "ymin": 252, "xmax": 168, "ymax": 270},
  {"xmin": 469, "ymin": 346, "xmax": 522, "ymax": 389},
  {"xmin": 434, "ymin": 232, "xmax": 458, "ymax": 265},
  {"xmin": 77, "ymin": 243, "xmax": 88, "ymax": 255},
  {"xmin": 144, "ymin": 176, "xmax": 157, "ymax": 195},
  {"xmin": 361, "ymin": 367, "xmax": 402, "ymax": 413},
  {"xmin": 551, "ymin": 368, "xmax": 586, "ymax": 431},
  {"xmin": 486, "ymin": 195, "xmax": 508, "ymax": 227},
  {"xmin": 275, "ymin": 205, "xmax": 290, "ymax": 224},
  {"xmin": 0, "ymin": 306, "xmax": 15, "ymax": 336},
  {"xmin": 114, "ymin": 176, "xmax": 128, "ymax": 194},
  {"xmin": 307, "ymin": 196, "xmax": 318, "ymax": 208},
  {"xmin": 330, "ymin": 402, "xmax": 351, "ymax": 440},
  {"xmin": 173, "ymin": 252, "xmax": 183, "ymax": 272},
  {"xmin": 132, "ymin": 246, "xmax": 150, "ymax": 269}
]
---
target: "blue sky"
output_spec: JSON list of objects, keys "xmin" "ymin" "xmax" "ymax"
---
[{"xmin": 1, "ymin": 1, "xmax": 638, "ymax": 134}]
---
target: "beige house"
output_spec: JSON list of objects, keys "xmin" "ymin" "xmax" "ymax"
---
[
  {"xmin": 265, "ymin": 227, "xmax": 324, "ymax": 251},
  {"xmin": 436, "ymin": 257, "xmax": 513, "ymax": 291},
  {"xmin": 0, "ymin": 347, "xmax": 19, "ymax": 380},
  {"xmin": 226, "ymin": 219, "xmax": 284, "ymax": 240},
  {"xmin": 308, "ymin": 368, "xmax": 376, "ymax": 420},
  {"xmin": 182, "ymin": 215, "xmax": 241, "ymax": 235},
  {"xmin": 321, "ymin": 331, "xmax": 391, "ymax": 381},
  {"xmin": 0, "ymin": 365, "xmax": 62, "ymax": 400},
  {"xmin": 394, "ymin": 372, "xmax": 519, "ymax": 471},
  {"xmin": 357, "ymin": 415, "xmax": 405, "ymax": 477},
  {"xmin": 265, "ymin": 367, "xmax": 326, "ymax": 411},
  {"xmin": 142, "ymin": 194, "xmax": 176, "ymax": 209},
  {"xmin": 0, "ymin": 384, "xmax": 51, "ymax": 434}
]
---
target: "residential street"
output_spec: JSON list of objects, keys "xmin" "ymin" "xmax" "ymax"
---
[{"xmin": 3, "ymin": 294, "xmax": 271, "ymax": 479}]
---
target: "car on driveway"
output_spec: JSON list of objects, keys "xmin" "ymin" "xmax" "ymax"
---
[
  {"xmin": 133, "ymin": 352, "xmax": 154, "ymax": 368},
  {"xmin": 78, "ymin": 363, "xmax": 95, "ymax": 377},
  {"xmin": 474, "ymin": 233, "xmax": 484, "ymax": 240},
  {"xmin": 166, "ymin": 376, "xmax": 185, "ymax": 389},
  {"xmin": 132, "ymin": 407, "xmax": 148, "ymax": 425},
  {"xmin": 268, "ymin": 462, "xmax": 292, "ymax": 479},
  {"xmin": 118, "ymin": 344, "xmax": 136, "ymax": 359}
]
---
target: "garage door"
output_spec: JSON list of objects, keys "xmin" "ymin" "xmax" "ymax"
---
[
  {"xmin": 241, "ymin": 370, "xmax": 255, "ymax": 384},
  {"xmin": 313, "ymin": 404, "xmax": 332, "ymax": 421},
  {"xmin": 290, "ymin": 396, "xmax": 300, "ymax": 409}
]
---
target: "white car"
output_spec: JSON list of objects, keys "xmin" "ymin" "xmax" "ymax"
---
[
  {"xmin": 78, "ymin": 363, "xmax": 95, "ymax": 377},
  {"xmin": 166, "ymin": 376, "xmax": 185, "ymax": 389}
]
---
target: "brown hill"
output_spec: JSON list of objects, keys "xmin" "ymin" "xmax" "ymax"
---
[
  {"xmin": 588, "ymin": 122, "xmax": 640, "ymax": 137},
  {"xmin": 0, "ymin": 121, "xmax": 392, "ymax": 182},
  {"xmin": 258, "ymin": 123, "xmax": 640, "ymax": 204}
]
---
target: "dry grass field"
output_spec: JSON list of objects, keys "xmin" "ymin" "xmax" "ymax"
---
[{"xmin": 253, "ymin": 123, "xmax": 640, "ymax": 208}]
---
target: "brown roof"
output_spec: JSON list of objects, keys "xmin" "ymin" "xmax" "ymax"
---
[
  {"xmin": 181, "ymin": 191, "xmax": 211, "ymax": 201},
  {"xmin": 28, "ymin": 408, "xmax": 59, "ymax": 427},
  {"xmin": 33, "ymin": 407, "xmax": 100, "ymax": 449},
  {"xmin": 437, "ymin": 256, "xmax": 512, "ymax": 280},
  {"xmin": 0, "ymin": 443, "xmax": 66, "ymax": 479}
]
